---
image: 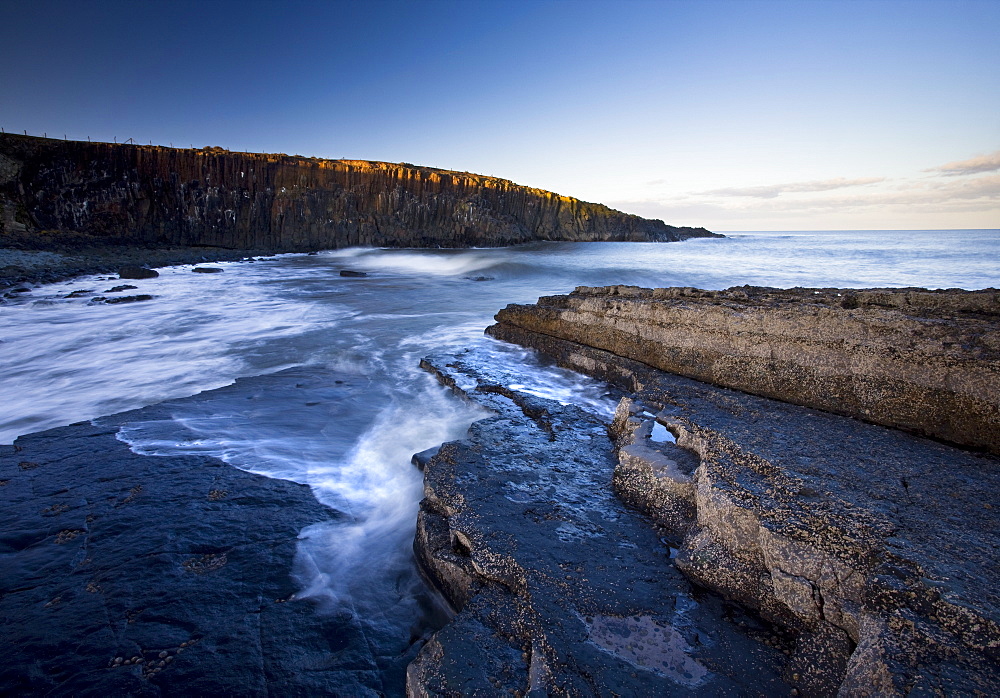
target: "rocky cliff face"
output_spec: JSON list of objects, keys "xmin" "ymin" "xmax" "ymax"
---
[
  {"xmin": 488, "ymin": 285, "xmax": 1000, "ymax": 455},
  {"xmin": 0, "ymin": 134, "xmax": 717, "ymax": 250}
]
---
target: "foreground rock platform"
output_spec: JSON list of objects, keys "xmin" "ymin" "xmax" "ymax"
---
[
  {"xmin": 0, "ymin": 368, "xmax": 418, "ymax": 696},
  {"xmin": 479, "ymin": 291, "xmax": 1000, "ymax": 695},
  {"xmin": 489, "ymin": 285, "xmax": 1000, "ymax": 454},
  {"xmin": 411, "ymin": 350, "xmax": 793, "ymax": 696}
]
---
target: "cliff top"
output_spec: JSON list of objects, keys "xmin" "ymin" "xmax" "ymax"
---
[{"xmin": 0, "ymin": 133, "xmax": 628, "ymax": 211}]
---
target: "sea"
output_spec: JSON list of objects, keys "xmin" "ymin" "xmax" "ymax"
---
[{"xmin": 2, "ymin": 228, "xmax": 998, "ymax": 688}]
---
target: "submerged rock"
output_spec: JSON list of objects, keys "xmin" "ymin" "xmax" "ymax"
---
[
  {"xmin": 191, "ymin": 266, "xmax": 224, "ymax": 273},
  {"xmin": 118, "ymin": 265, "xmax": 159, "ymax": 280},
  {"xmin": 339, "ymin": 270, "xmax": 368, "ymax": 277},
  {"xmin": 103, "ymin": 294, "xmax": 153, "ymax": 304}
]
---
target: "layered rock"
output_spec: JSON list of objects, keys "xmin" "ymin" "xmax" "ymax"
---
[
  {"xmin": 410, "ymin": 351, "xmax": 793, "ymax": 695},
  {"xmin": 480, "ymin": 287, "xmax": 1000, "ymax": 695},
  {"xmin": 488, "ymin": 285, "xmax": 1000, "ymax": 454},
  {"xmin": 0, "ymin": 134, "xmax": 717, "ymax": 251}
]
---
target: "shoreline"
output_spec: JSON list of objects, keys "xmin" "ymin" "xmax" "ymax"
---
[{"xmin": 0, "ymin": 241, "xmax": 274, "ymax": 289}]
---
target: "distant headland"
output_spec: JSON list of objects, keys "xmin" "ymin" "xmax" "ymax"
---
[{"xmin": 0, "ymin": 133, "xmax": 718, "ymax": 255}]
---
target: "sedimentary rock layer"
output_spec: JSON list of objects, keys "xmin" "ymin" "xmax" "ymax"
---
[
  {"xmin": 488, "ymin": 285, "xmax": 1000, "ymax": 454},
  {"xmin": 0, "ymin": 134, "xmax": 717, "ymax": 250},
  {"xmin": 410, "ymin": 352, "xmax": 792, "ymax": 695},
  {"xmin": 441, "ymin": 338, "xmax": 1000, "ymax": 695}
]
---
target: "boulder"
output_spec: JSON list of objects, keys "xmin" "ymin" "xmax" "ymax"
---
[{"xmin": 118, "ymin": 266, "xmax": 158, "ymax": 279}]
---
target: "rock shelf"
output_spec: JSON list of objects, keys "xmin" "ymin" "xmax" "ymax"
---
[
  {"xmin": 410, "ymin": 351, "xmax": 792, "ymax": 695},
  {"xmin": 464, "ymin": 286, "xmax": 1000, "ymax": 694},
  {"xmin": 488, "ymin": 285, "xmax": 1000, "ymax": 454},
  {"xmin": 0, "ymin": 369, "xmax": 418, "ymax": 696}
]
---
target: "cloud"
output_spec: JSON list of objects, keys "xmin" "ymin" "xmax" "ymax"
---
[
  {"xmin": 611, "ymin": 174, "xmax": 1000, "ymax": 220},
  {"xmin": 926, "ymin": 150, "xmax": 1000, "ymax": 176},
  {"xmin": 700, "ymin": 177, "xmax": 886, "ymax": 199}
]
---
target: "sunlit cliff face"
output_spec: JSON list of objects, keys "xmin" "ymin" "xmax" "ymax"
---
[{"xmin": 0, "ymin": 134, "xmax": 714, "ymax": 251}]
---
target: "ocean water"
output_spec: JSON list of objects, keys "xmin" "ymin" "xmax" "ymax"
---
[{"xmin": 1, "ymin": 229, "xmax": 997, "ymax": 685}]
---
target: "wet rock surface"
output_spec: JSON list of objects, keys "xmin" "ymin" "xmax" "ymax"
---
[
  {"xmin": 0, "ymin": 241, "xmax": 263, "ymax": 289},
  {"xmin": 489, "ymin": 284, "xmax": 1000, "ymax": 454},
  {"xmin": 484, "ymin": 316, "xmax": 1000, "ymax": 695},
  {"xmin": 0, "ymin": 369, "xmax": 420, "ymax": 696},
  {"xmin": 411, "ymin": 350, "xmax": 793, "ymax": 696}
]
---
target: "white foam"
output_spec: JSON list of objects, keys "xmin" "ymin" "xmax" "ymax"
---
[{"xmin": 337, "ymin": 249, "xmax": 503, "ymax": 277}]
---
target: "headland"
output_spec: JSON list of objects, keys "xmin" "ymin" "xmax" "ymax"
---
[{"xmin": 0, "ymin": 133, "xmax": 717, "ymax": 287}]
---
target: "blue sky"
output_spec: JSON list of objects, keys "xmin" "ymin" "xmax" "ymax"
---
[{"xmin": 3, "ymin": 0, "xmax": 997, "ymax": 230}]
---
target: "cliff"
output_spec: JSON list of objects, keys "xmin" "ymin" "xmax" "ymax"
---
[
  {"xmin": 487, "ymin": 285, "xmax": 1000, "ymax": 455},
  {"xmin": 0, "ymin": 134, "xmax": 717, "ymax": 251}
]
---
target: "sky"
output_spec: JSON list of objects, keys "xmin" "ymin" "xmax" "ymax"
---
[{"xmin": 2, "ymin": 0, "xmax": 997, "ymax": 231}]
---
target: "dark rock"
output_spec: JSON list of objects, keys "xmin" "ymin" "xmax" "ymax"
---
[
  {"xmin": 410, "ymin": 351, "xmax": 792, "ymax": 695},
  {"xmin": 11, "ymin": 286, "xmax": 30, "ymax": 293},
  {"xmin": 410, "ymin": 446, "xmax": 440, "ymax": 471},
  {"xmin": 118, "ymin": 266, "xmax": 159, "ymax": 280},
  {"xmin": 63, "ymin": 289, "xmax": 94, "ymax": 298},
  {"xmin": 191, "ymin": 267, "xmax": 223, "ymax": 273},
  {"xmin": 105, "ymin": 284, "xmax": 138, "ymax": 293},
  {"xmin": 103, "ymin": 294, "xmax": 153, "ymax": 304},
  {"xmin": 465, "ymin": 276, "xmax": 494, "ymax": 282},
  {"xmin": 339, "ymin": 270, "xmax": 367, "ymax": 277},
  {"xmin": 0, "ymin": 369, "xmax": 417, "ymax": 696},
  {"xmin": 484, "ymin": 297, "xmax": 1000, "ymax": 695},
  {"xmin": 0, "ymin": 133, "xmax": 720, "ymax": 251}
]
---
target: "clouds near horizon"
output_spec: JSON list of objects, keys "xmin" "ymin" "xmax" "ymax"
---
[
  {"xmin": 926, "ymin": 151, "xmax": 1000, "ymax": 176},
  {"xmin": 615, "ymin": 150, "xmax": 1000, "ymax": 230},
  {"xmin": 701, "ymin": 177, "xmax": 886, "ymax": 199}
]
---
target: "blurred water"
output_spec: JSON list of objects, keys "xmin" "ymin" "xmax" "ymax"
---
[{"xmin": 1, "ymin": 229, "xmax": 997, "ymax": 685}]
